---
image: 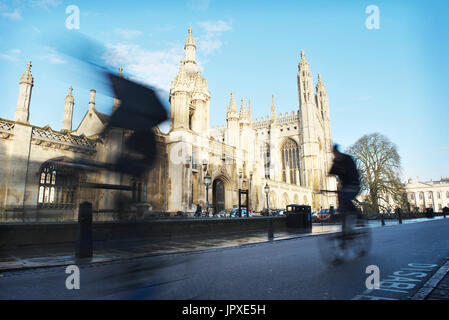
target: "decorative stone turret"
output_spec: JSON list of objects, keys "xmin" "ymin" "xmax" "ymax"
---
[
  {"xmin": 14, "ymin": 61, "xmax": 34, "ymax": 123},
  {"xmin": 271, "ymin": 94, "xmax": 276, "ymax": 121},
  {"xmin": 184, "ymin": 26, "xmax": 197, "ymax": 74},
  {"xmin": 169, "ymin": 27, "xmax": 210, "ymax": 132},
  {"xmin": 298, "ymin": 50, "xmax": 314, "ymax": 105},
  {"xmin": 225, "ymin": 91, "xmax": 240, "ymax": 147},
  {"xmin": 89, "ymin": 89, "xmax": 96, "ymax": 111},
  {"xmin": 239, "ymin": 97, "xmax": 249, "ymax": 125},
  {"xmin": 62, "ymin": 86, "xmax": 74, "ymax": 132}
]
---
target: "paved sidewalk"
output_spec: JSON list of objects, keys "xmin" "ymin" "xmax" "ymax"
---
[
  {"xmin": 426, "ymin": 262, "xmax": 449, "ymax": 300},
  {"xmin": 0, "ymin": 216, "xmax": 444, "ymax": 274},
  {"xmin": 0, "ymin": 224, "xmax": 341, "ymax": 272}
]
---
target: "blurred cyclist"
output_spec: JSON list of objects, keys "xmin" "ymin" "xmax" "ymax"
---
[{"xmin": 328, "ymin": 144, "xmax": 361, "ymax": 237}]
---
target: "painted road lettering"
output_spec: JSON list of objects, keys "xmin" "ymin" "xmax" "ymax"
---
[{"xmin": 354, "ymin": 263, "xmax": 438, "ymax": 300}]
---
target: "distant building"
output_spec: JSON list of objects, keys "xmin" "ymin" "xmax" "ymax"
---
[{"xmin": 405, "ymin": 177, "xmax": 449, "ymax": 212}]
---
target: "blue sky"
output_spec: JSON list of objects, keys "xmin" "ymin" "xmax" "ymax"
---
[{"xmin": 0, "ymin": 0, "xmax": 448, "ymax": 182}]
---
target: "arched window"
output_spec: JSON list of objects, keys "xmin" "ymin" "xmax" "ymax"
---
[
  {"xmin": 281, "ymin": 139, "xmax": 300, "ymax": 185},
  {"xmin": 262, "ymin": 143, "xmax": 270, "ymax": 179},
  {"xmin": 37, "ymin": 161, "xmax": 80, "ymax": 208}
]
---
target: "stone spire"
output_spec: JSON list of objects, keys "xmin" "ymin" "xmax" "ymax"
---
[
  {"xmin": 184, "ymin": 26, "xmax": 196, "ymax": 73},
  {"xmin": 185, "ymin": 26, "xmax": 196, "ymax": 46},
  {"xmin": 225, "ymin": 91, "xmax": 240, "ymax": 147},
  {"xmin": 226, "ymin": 91, "xmax": 239, "ymax": 122},
  {"xmin": 20, "ymin": 61, "xmax": 34, "ymax": 85},
  {"xmin": 316, "ymin": 73, "xmax": 329, "ymax": 120},
  {"xmin": 14, "ymin": 61, "xmax": 34, "ymax": 123},
  {"xmin": 229, "ymin": 91, "xmax": 237, "ymax": 113},
  {"xmin": 299, "ymin": 50, "xmax": 309, "ymax": 69},
  {"xmin": 62, "ymin": 86, "xmax": 74, "ymax": 132},
  {"xmin": 248, "ymin": 100, "xmax": 252, "ymax": 122},
  {"xmin": 271, "ymin": 94, "xmax": 276, "ymax": 120},
  {"xmin": 89, "ymin": 89, "xmax": 96, "ymax": 111},
  {"xmin": 297, "ymin": 49, "xmax": 314, "ymax": 105},
  {"xmin": 239, "ymin": 97, "xmax": 247, "ymax": 118}
]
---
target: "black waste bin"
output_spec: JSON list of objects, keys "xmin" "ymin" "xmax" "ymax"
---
[
  {"xmin": 285, "ymin": 205, "xmax": 312, "ymax": 230},
  {"xmin": 425, "ymin": 208, "xmax": 434, "ymax": 218}
]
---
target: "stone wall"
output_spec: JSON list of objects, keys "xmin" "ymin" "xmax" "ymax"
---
[{"xmin": 0, "ymin": 217, "xmax": 288, "ymax": 248}]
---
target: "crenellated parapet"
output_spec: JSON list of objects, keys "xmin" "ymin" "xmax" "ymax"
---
[
  {"xmin": 0, "ymin": 118, "xmax": 15, "ymax": 140},
  {"xmin": 31, "ymin": 125, "xmax": 98, "ymax": 155}
]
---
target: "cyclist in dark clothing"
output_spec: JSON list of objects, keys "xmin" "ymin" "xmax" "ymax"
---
[{"xmin": 329, "ymin": 144, "xmax": 361, "ymax": 235}]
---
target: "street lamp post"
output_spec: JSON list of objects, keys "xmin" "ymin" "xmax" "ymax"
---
[
  {"xmin": 264, "ymin": 183, "xmax": 270, "ymax": 212},
  {"xmin": 264, "ymin": 183, "xmax": 273, "ymax": 239},
  {"xmin": 249, "ymin": 173, "xmax": 253, "ymax": 217},
  {"xmin": 204, "ymin": 171, "xmax": 211, "ymax": 217}
]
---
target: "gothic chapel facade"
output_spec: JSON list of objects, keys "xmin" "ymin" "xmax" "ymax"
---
[{"xmin": 0, "ymin": 27, "xmax": 336, "ymax": 220}]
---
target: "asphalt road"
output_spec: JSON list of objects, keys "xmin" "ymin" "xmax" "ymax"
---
[{"xmin": 1, "ymin": 218, "xmax": 448, "ymax": 300}]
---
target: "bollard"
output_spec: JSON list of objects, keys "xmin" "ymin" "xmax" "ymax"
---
[
  {"xmin": 381, "ymin": 213, "xmax": 385, "ymax": 226},
  {"xmin": 398, "ymin": 210, "xmax": 403, "ymax": 224},
  {"xmin": 76, "ymin": 201, "xmax": 93, "ymax": 259},
  {"xmin": 268, "ymin": 217, "xmax": 274, "ymax": 240}
]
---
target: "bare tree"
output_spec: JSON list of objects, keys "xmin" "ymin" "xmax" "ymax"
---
[{"xmin": 347, "ymin": 133, "xmax": 409, "ymax": 214}]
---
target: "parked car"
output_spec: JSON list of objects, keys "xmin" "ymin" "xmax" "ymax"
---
[
  {"xmin": 312, "ymin": 211, "xmax": 318, "ymax": 223},
  {"xmin": 230, "ymin": 208, "xmax": 253, "ymax": 217},
  {"xmin": 329, "ymin": 209, "xmax": 341, "ymax": 221},
  {"xmin": 317, "ymin": 209, "xmax": 330, "ymax": 222}
]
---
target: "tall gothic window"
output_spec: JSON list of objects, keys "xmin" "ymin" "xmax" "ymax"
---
[
  {"xmin": 281, "ymin": 139, "xmax": 300, "ymax": 185},
  {"xmin": 263, "ymin": 144, "xmax": 270, "ymax": 179},
  {"xmin": 38, "ymin": 161, "xmax": 79, "ymax": 208}
]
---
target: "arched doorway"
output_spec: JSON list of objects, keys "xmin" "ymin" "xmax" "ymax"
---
[
  {"xmin": 294, "ymin": 194, "xmax": 299, "ymax": 204},
  {"xmin": 213, "ymin": 178, "xmax": 225, "ymax": 214},
  {"xmin": 282, "ymin": 193, "xmax": 290, "ymax": 209}
]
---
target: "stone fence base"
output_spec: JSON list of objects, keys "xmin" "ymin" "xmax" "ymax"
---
[{"xmin": 0, "ymin": 217, "xmax": 289, "ymax": 248}]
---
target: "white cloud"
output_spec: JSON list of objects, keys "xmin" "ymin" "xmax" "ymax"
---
[
  {"xmin": 0, "ymin": 48, "xmax": 21, "ymax": 61},
  {"xmin": 40, "ymin": 46, "xmax": 67, "ymax": 64},
  {"xmin": 196, "ymin": 20, "xmax": 232, "ymax": 55},
  {"xmin": 102, "ymin": 43, "xmax": 183, "ymax": 92},
  {"xmin": 115, "ymin": 28, "xmax": 143, "ymax": 40},
  {"xmin": 1, "ymin": 8, "xmax": 22, "ymax": 20},
  {"xmin": 199, "ymin": 38, "xmax": 222, "ymax": 55},
  {"xmin": 187, "ymin": 0, "xmax": 211, "ymax": 11},
  {"xmin": 197, "ymin": 20, "xmax": 232, "ymax": 37},
  {"xmin": 30, "ymin": 0, "xmax": 62, "ymax": 11}
]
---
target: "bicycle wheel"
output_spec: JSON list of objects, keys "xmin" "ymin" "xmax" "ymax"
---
[
  {"xmin": 317, "ymin": 233, "xmax": 347, "ymax": 265},
  {"xmin": 318, "ymin": 217, "xmax": 371, "ymax": 265},
  {"xmin": 349, "ymin": 218, "xmax": 372, "ymax": 258}
]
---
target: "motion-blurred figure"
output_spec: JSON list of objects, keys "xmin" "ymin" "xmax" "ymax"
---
[
  {"xmin": 104, "ymin": 73, "xmax": 168, "ymax": 177},
  {"xmin": 328, "ymin": 144, "xmax": 361, "ymax": 235}
]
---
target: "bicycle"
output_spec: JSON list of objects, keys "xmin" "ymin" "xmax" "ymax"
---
[{"xmin": 317, "ymin": 190, "xmax": 372, "ymax": 265}]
